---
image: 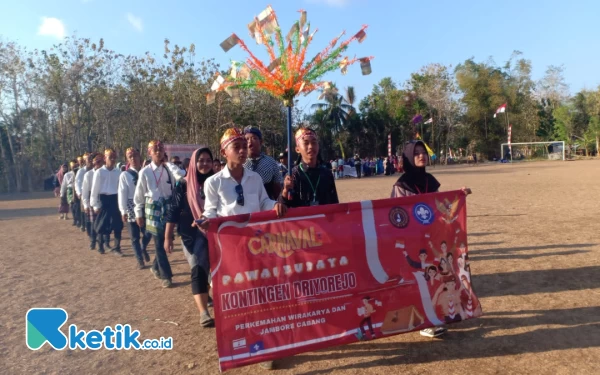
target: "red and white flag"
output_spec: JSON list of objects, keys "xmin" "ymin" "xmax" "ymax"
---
[{"xmin": 493, "ymin": 103, "xmax": 507, "ymax": 118}]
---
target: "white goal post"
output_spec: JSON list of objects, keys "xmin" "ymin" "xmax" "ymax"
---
[{"xmin": 500, "ymin": 141, "xmax": 565, "ymax": 161}]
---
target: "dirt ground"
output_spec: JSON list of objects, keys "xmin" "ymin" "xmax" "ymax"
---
[{"xmin": 1, "ymin": 160, "xmax": 599, "ymax": 375}]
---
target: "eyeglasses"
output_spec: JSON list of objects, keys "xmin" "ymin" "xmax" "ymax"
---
[{"xmin": 235, "ymin": 184, "xmax": 244, "ymax": 206}]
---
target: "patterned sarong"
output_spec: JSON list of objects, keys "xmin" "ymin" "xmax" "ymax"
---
[
  {"xmin": 145, "ymin": 196, "xmax": 171, "ymax": 236},
  {"xmin": 67, "ymin": 187, "xmax": 75, "ymax": 205}
]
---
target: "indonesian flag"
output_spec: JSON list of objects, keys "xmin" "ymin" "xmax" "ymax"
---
[{"xmin": 493, "ymin": 103, "xmax": 507, "ymax": 118}]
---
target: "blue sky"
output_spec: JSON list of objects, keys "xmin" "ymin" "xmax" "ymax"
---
[{"xmin": 1, "ymin": 0, "xmax": 599, "ymax": 113}]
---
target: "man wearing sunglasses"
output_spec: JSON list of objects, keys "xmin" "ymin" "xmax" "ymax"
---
[{"xmin": 200, "ymin": 128, "xmax": 287, "ymax": 225}]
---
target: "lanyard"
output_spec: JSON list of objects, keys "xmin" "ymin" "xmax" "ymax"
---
[
  {"xmin": 299, "ymin": 164, "xmax": 320, "ymax": 202},
  {"xmin": 152, "ymin": 165, "xmax": 164, "ymax": 188}
]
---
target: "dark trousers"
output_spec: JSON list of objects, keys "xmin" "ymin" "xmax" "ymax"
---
[
  {"xmin": 355, "ymin": 165, "xmax": 362, "ymax": 178},
  {"xmin": 71, "ymin": 196, "xmax": 81, "ymax": 226},
  {"xmin": 94, "ymin": 194, "xmax": 123, "ymax": 239},
  {"xmin": 80, "ymin": 202, "xmax": 87, "ymax": 232},
  {"xmin": 183, "ymin": 235, "xmax": 210, "ymax": 295},
  {"xmin": 127, "ymin": 222, "xmax": 152, "ymax": 262},
  {"xmin": 151, "ymin": 232, "xmax": 173, "ymax": 280}
]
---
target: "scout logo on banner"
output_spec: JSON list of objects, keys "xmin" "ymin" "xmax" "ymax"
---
[{"xmin": 207, "ymin": 191, "xmax": 482, "ymax": 371}]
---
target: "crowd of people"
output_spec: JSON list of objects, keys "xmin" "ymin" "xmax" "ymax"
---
[
  {"xmin": 328, "ymin": 154, "xmax": 403, "ymax": 179},
  {"xmin": 53, "ymin": 126, "xmax": 469, "ymax": 371}
]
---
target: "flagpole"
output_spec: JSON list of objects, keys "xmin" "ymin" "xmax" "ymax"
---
[{"xmin": 505, "ymin": 109, "xmax": 512, "ymax": 162}]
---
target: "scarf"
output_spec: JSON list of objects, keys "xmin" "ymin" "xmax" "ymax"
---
[
  {"xmin": 186, "ymin": 148, "xmax": 214, "ymax": 220},
  {"xmin": 394, "ymin": 141, "xmax": 440, "ymax": 194},
  {"xmin": 56, "ymin": 164, "xmax": 67, "ymax": 185}
]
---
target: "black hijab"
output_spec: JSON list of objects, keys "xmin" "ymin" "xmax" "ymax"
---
[{"xmin": 395, "ymin": 141, "xmax": 440, "ymax": 194}]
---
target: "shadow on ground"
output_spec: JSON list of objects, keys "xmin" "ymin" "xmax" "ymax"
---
[
  {"xmin": 285, "ymin": 305, "xmax": 600, "ymax": 374},
  {"xmin": 0, "ymin": 207, "xmax": 58, "ymax": 220}
]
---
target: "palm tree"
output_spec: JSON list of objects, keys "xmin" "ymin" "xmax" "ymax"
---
[
  {"xmin": 345, "ymin": 86, "xmax": 356, "ymax": 116},
  {"xmin": 311, "ymin": 84, "xmax": 355, "ymax": 135}
]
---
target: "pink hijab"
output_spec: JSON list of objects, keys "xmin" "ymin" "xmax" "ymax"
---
[
  {"xmin": 56, "ymin": 164, "xmax": 67, "ymax": 185},
  {"xmin": 186, "ymin": 148, "xmax": 214, "ymax": 221}
]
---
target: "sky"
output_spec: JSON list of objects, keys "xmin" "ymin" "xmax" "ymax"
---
[{"xmin": 2, "ymin": 0, "xmax": 599, "ymax": 113}]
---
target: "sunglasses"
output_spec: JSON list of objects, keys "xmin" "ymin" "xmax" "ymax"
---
[{"xmin": 235, "ymin": 184, "xmax": 244, "ymax": 206}]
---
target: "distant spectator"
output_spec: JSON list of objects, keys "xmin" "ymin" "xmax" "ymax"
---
[{"xmin": 182, "ymin": 158, "xmax": 191, "ymax": 172}]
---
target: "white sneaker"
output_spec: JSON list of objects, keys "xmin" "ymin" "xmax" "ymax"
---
[{"xmin": 420, "ymin": 327, "xmax": 447, "ymax": 338}]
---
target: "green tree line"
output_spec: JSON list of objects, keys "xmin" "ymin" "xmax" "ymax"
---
[{"xmin": 1, "ymin": 36, "xmax": 599, "ymax": 193}]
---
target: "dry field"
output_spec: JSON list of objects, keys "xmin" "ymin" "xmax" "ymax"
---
[{"xmin": 1, "ymin": 160, "xmax": 599, "ymax": 375}]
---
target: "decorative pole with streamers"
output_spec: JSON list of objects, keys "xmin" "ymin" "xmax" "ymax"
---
[{"xmin": 207, "ymin": 5, "xmax": 373, "ymax": 173}]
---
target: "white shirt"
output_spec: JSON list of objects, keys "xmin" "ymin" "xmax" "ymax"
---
[
  {"xmin": 60, "ymin": 171, "xmax": 75, "ymax": 197},
  {"xmin": 166, "ymin": 162, "xmax": 186, "ymax": 181},
  {"xmin": 118, "ymin": 167, "xmax": 138, "ymax": 216},
  {"xmin": 134, "ymin": 162, "xmax": 175, "ymax": 218},
  {"xmin": 203, "ymin": 166, "xmax": 275, "ymax": 219},
  {"xmin": 81, "ymin": 168, "xmax": 97, "ymax": 209},
  {"xmin": 75, "ymin": 166, "xmax": 87, "ymax": 196},
  {"xmin": 90, "ymin": 166, "xmax": 121, "ymax": 210}
]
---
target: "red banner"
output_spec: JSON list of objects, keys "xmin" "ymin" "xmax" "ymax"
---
[{"xmin": 207, "ymin": 191, "xmax": 482, "ymax": 371}]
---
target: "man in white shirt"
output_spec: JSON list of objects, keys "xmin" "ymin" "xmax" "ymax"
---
[
  {"xmin": 119, "ymin": 147, "xmax": 152, "ymax": 269},
  {"xmin": 200, "ymin": 128, "xmax": 287, "ymax": 371},
  {"xmin": 202, "ymin": 128, "xmax": 286, "ymax": 221},
  {"xmin": 134, "ymin": 140, "xmax": 175, "ymax": 288},
  {"xmin": 76, "ymin": 153, "xmax": 90, "ymax": 234},
  {"xmin": 82, "ymin": 153, "xmax": 103, "ymax": 251},
  {"xmin": 78, "ymin": 153, "xmax": 93, "ymax": 239},
  {"xmin": 91, "ymin": 148, "xmax": 124, "ymax": 256},
  {"xmin": 60, "ymin": 160, "xmax": 78, "ymax": 226}
]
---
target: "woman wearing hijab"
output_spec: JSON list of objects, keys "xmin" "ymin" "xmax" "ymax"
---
[
  {"xmin": 56, "ymin": 164, "xmax": 69, "ymax": 218},
  {"xmin": 391, "ymin": 141, "xmax": 441, "ymax": 197},
  {"xmin": 390, "ymin": 140, "xmax": 471, "ymax": 338},
  {"xmin": 164, "ymin": 147, "xmax": 215, "ymax": 328}
]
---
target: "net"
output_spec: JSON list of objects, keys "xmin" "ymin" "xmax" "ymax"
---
[{"xmin": 500, "ymin": 141, "xmax": 565, "ymax": 161}]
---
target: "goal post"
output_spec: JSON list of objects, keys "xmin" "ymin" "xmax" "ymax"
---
[{"xmin": 500, "ymin": 141, "xmax": 565, "ymax": 161}]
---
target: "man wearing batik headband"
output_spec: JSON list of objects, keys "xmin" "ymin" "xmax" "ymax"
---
[
  {"xmin": 75, "ymin": 152, "xmax": 91, "ymax": 233},
  {"xmin": 243, "ymin": 126, "xmax": 283, "ymax": 200},
  {"xmin": 82, "ymin": 153, "xmax": 104, "ymax": 251},
  {"xmin": 201, "ymin": 128, "xmax": 287, "ymax": 223},
  {"xmin": 59, "ymin": 160, "xmax": 78, "ymax": 223},
  {"xmin": 280, "ymin": 127, "xmax": 339, "ymax": 208},
  {"xmin": 119, "ymin": 147, "xmax": 151, "ymax": 269},
  {"xmin": 134, "ymin": 140, "xmax": 175, "ymax": 288},
  {"xmin": 91, "ymin": 148, "xmax": 124, "ymax": 256},
  {"xmin": 78, "ymin": 153, "xmax": 94, "ymax": 238}
]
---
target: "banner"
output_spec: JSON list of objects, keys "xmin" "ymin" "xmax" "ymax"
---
[
  {"xmin": 342, "ymin": 165, "xmax": 357, "ymax": 178},
  {"xmin": 207, "ymin": 191, "xmax": 481, "ymax": 371},
  {"xmin": 163, "ymin": 144, "xmax": 203, "ymax": 160}
]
